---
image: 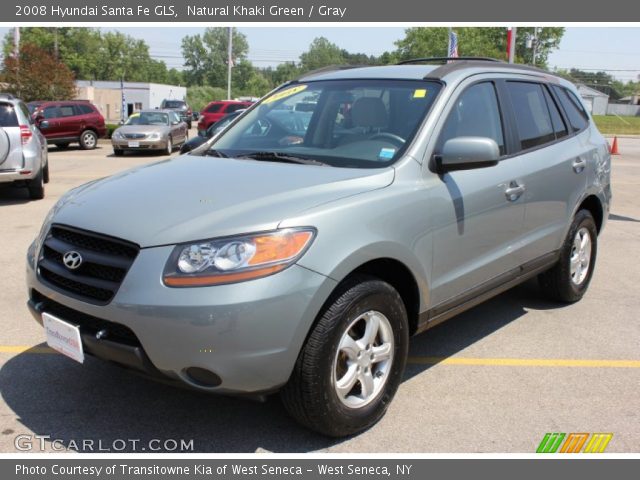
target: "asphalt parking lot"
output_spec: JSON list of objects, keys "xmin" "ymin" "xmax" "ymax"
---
[{"xmin": 0, "ymin": 138, "xmax": 638, "ymax": 453}]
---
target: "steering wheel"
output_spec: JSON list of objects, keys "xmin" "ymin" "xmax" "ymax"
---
[{"xmin": 368, "ymin": 132, "xmax": 406, "ymax": 146}]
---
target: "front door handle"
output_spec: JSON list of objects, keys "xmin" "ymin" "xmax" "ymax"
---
[
  {"xmin": 572, "ymin": 157, "xmax": 587, "ymax": 173},
  {"xmin": 505, "ymin": 181, "xmax": 525, "ymax": 201}
]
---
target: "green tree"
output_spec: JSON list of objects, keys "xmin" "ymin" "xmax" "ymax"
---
[
  {"xmin": 299, "ymin": 37, "xmax": 346, "ymax": 72},
  {"xmin": 181, "ymin": 28, "xmax": 249, "ymax": 88},
  {"xmin": 394, "ymin": 27, "xmax": 564, "ymax": 67},
  {"xmin": 2, "ymin": 28, "xmax": 172, "ymax": 83},
  {"xmin": 2, "ymin": 43, "xmax": 76, "ymax": 101}
]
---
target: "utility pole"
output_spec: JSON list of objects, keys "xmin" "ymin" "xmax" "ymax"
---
[
  {"xmin": 53, "ymin": 27, "xmax": 59, "ymax": 59},
  {"xmin": 13, "ymin": 27, "xmax": 19, "ymax": 58},
  {"xmin": 531, "ymin": 27, "xmax": 538, "ymax": 66},
  {"xmin": 508, "ymin": 27, "xmax": 517, "ymax": 64},
  {"xmin": 227, "ymin": 27, "xmax": 233, "ymax": 100}
]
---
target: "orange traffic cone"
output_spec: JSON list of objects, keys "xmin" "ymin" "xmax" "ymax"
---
[{"xmin": 610, "ymin": 136, "xmax": 620, "ymax": 155}]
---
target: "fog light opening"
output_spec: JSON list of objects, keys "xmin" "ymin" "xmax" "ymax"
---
[{"xmin": 185, "ymin": 367, "xmax": 222, "ymax": 387}]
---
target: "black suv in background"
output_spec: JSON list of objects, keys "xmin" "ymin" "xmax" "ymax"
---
[{"xmin": 160, "ymin": 99, "xmax": 192, "ymax": 129}]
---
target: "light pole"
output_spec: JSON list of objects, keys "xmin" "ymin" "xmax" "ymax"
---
[{"xmin": 227, "ymin": 27, "xmax": 233, "ymax": 100}]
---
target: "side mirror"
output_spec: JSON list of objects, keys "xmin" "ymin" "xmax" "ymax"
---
[
  {"xmin": 39, "ymin": 120, "xmax": 50, "ymax": 129},
  {"xmin": 437, "ymin": 137, "xmax": 500, "ymax": 172},
  {"xmin": 172, "ymin": 121, "xmax": 180, "ymax": 125}
]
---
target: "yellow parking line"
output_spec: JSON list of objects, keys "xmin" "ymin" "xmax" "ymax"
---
[
  {"xmin": 407, "ymin": 356, "xmax": 640, "ymax": 368},
  {"xmin": 1, "ymin": 346, "xmax": 639, "ymax": 368},
  {"xmin": 0, "ymin": 346, "xmax": 56, "ymax": 354}
]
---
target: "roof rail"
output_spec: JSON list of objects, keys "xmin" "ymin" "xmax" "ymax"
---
[
  {"xmin": 0, "ymin": 92, "xmax": 16, "ymax": 100},
  {"xmin": 295, "ymin": 64, "xmax": 366, "ymax": 81},
  {"xmin": 397, "ymin": 57, "xmax": 503, "ymax": 65}
]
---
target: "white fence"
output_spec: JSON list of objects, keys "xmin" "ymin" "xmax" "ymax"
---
[{"xmin": 606, "ymin": 104, "xmax": 640, "ymax": 116}]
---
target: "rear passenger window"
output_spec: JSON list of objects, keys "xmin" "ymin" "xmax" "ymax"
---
[
  {"xmin": 43, "ymin": 106, "xmax": 59, "ymax": 119},
  {"xmin": 59, "ymin": 105, "xmax": 76, "ymax": 117},
  {"xmin": 542, "ymin": 86, "xmax": 568, "ymax": 139},
  {"xmin": 553, "ymin": 86, "xmax": 589, "ymax": 132},
  {"xmin": 438, "ymin": 82, "xmax": 505, "ymax": 155},
  {"xmin": 506, "ymin": 82, "xmax": 555, "ymax": 150}
]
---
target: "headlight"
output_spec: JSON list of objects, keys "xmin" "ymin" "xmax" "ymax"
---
[
  {"xmin": 163, "ymin": 228, "xmax": 315, "ymax": 287},
  {"xmin": 147, "ymin": 132, "xmax": 161, "ymax": 140},
  {"xmin": 113, "ymin": 131, "xmax": 123, "ymax": 140}
]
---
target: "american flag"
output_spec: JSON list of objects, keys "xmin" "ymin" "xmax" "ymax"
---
[{"xmin": 448, "ymin": 30, "xmax": 459, "ymax": 58}]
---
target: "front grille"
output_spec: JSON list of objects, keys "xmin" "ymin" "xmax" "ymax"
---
[
  {"xmin": 37, "ymin": 225, "xmax": 139, "ymax": 305},
  {"xmin": 32, "ymin": 290, "xmax": 140, "ymax": 346},
  {"xmin": 123, "ymin": 133, "xmax": 146, "ymax": 139}
]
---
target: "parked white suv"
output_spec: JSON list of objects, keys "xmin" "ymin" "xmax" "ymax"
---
[{"xmin": 0, "ymin": 93, "xmax": 49, "ymax": 199}]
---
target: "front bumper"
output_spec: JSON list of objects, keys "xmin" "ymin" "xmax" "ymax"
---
[
  {"xmin": 26, "ymin": 244, "xmax": 337, "ymax": 394},
  {"xmin": 112, "ymin": 139, "xmax": 168, "ymax": 151}
]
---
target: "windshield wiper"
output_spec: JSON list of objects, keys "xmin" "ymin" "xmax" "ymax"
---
[
  {"xmin": 236, "ymin": 151, "xmax": 327, "ymax": 166},
  {"xmin": 205, "ymin": 148, "xmax": 228, "ymax": 158}
]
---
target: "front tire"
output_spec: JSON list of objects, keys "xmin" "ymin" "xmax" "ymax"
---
[
  {"xmin": 165, "ymin": 137, "xmax": 173, "ymax": 155},
  {"xmin": 281, "ymin": 275, "xmax": 409, "ymax": 437},
  {"xmin": 79, "ymin": 130, "xmax": 98, "ymax": 150},
  {"xmin": 538, "ymin": 209, "xmax": 598, "ymax": 303},
  {"xmin": 113, "ymin": 149, "xmax": 124, "ymax": 156}
]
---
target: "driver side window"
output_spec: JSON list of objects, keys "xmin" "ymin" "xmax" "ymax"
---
[{"xmin": 438, "ymin": 82, "xmax": 505, "ymax": 155}]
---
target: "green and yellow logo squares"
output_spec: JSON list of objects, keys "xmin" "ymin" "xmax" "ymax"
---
[{"xmin": 536, "ymin": 433, "xmax": 613, "ymax": 453}]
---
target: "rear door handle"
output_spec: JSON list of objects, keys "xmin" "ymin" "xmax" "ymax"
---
[
  {"xmin": 504, "ymin": 181, "xmax": 525, "ymax": 201},
  {"xmin": 572, "ymin": 157, "xmax": 587, "ymax": 173}
]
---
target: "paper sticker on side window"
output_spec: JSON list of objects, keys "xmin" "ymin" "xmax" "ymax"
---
[
  {"xmin": 413, "ymin": 89, "xmax": 427, "ymax": 98},
  {"xmin": 263, "ymin": 85, "xmax": 308, "ymax": 104}
]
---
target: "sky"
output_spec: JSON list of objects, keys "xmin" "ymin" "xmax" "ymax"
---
[{"xmin": 1, "ymin": 27, "xmax": 639, "ymax": 82}]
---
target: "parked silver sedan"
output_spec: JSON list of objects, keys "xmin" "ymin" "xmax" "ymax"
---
[{"xmin": 111, "ymin": 110, "xmax": 188, "ymax": 156}]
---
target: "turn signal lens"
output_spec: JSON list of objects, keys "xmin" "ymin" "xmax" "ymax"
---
[{"xmin": 164, "ymin": 228, "xmax": 315, "ymax": 287}]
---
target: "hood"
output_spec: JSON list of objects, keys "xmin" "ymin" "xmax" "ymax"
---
[
  {"xmin": 52, "ymin": 155, "xmax": 394, "ymax": 247},
  {"xmin": 115, "ymin": 125, "xmax": 170, "ymax": 135}
]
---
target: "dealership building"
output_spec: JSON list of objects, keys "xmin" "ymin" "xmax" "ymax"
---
[{"xmin": 75, "ymin": 80, "xmax": 187, "ymax": 123}]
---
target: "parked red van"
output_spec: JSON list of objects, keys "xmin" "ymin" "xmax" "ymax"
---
[
  {"xmin": 198, "ymin": 100, "xmax": 253, "ymax": 133},
  {"xmin": 28, "ymin": 100, "xmax": 107, "ymax": 150}
]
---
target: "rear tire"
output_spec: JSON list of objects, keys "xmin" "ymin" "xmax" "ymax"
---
[
  {"xmin": 42, "ymin": 163, "xmax": 50, "ymax": 184},
  {"xmin": 56, "ymin": 143, "xmax": 70, "ymax": 150},
  {"xmin": 79, "ymin": 130, "xmax": 98, "ymax": 150},
  {"xmin": 538, "ymin": 210, "xmax": 598, "ymax": 303},
  {"xmin": 281, "ymin": 275, "xmax": 409, "ymax": 437},
  {"xmin": 27, "ymin": 169, "xmax": 45, "ymax": 200}
]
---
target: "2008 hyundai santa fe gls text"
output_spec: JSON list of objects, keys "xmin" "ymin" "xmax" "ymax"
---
[{"xmin": 26, "ymin": 58, "xmax": 611, "ymax": 437}]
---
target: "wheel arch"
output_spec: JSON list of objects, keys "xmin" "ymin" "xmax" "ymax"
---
[{"xmin": 577, "ymin": 194, "xmax": 604, "ymax": 234}]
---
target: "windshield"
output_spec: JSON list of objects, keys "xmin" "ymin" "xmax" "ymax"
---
[
  {"xmin": 205, "ymin": 79, "xmax": 441, "ymax": 168},
  {"xmin": 126, "ymin": 112, "xmax": 169, "ymax": 126}
]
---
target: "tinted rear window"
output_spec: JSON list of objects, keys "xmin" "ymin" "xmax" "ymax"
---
[
  {"xmin": 205, "ymin": 103, "xmax": 223, "ymax": 113},
  {"xmin": 553, "ymin": 86, "xmax": 589, "ymax": 132},
  {"xmin": 506, "ymin": 82, "xmax": 555, "ymax": 150},
  {"xmin": 0, "ymin": 103, "xmax": 18, "ymax": 127},
  {"xmin": 542, "ymin": 86, "xmax": 568, "ymax": 139},
  {"xmin": 164, "ymin": 101, "xmax": 185, "ymax": 108},
  {"xmin": 78, "ymin": 104, "xmax": 94, "ymax": 115}
]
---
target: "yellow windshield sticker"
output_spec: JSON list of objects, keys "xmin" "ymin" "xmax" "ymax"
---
[
  {"xmin": 413, "ymin": 89, "xmax": 427, "ymax": 98},
  {"xmin": 263, "ymin": 85, "xmax": 308, "ymax": 104}
]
